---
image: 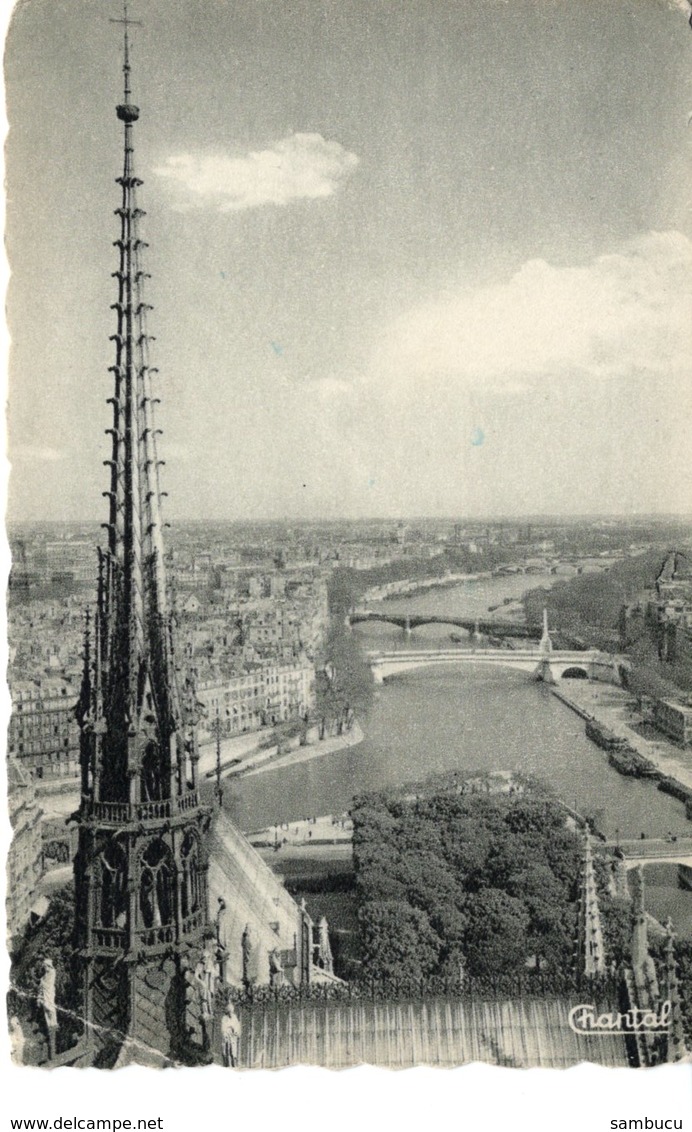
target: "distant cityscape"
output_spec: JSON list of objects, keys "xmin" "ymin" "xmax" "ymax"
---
[
  {"xmin": 8, "ymin": 514, "xmax": 692, "ymax": 786},
  {"xmin": 8, "ymin": 515, "xmax": 692, "ymax": 950}
]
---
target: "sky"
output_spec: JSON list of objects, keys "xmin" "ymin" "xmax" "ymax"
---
[{"xmin": 4, "ymin": 0, "xmax": 692, "ymax": 522}]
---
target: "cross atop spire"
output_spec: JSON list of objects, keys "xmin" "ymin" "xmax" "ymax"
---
[{"xmin": 110, "ymin": 1, "xmax": 142, "ymax": 112}]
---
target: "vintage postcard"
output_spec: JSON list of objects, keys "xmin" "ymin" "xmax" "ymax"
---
[{"xmin": 4, "ymin": 0, "xmax": 692, "ymax": 1077}]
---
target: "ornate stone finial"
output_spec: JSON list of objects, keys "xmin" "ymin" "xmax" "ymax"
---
[
  {"xmin": 631, "ymin": 865, "xmax": 647, "ymax": 968},
  {"xmin": 577, "ymin": 831, "xmax": 606, "ymax": 978},
  {"xmin": 214, "ymin": 707, "xmax": 223, "ymax": 805},
  {"xmin": 664, "ymin": 922, "xmax": 688, "ymax": 1063}
]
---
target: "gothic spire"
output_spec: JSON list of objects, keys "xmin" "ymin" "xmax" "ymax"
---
[
  {"xmin": 77, "ymin": 2, "xmax": 195, "ymax": 806},
  {"xmin": 73, "ymin": 8, "xmax": 211, "ymax": 1066},
  {"xmin": 108, "ymin": 0, "xmax": 167, "ymax": 643}
]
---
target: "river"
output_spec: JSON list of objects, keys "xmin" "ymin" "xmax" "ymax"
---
[{"xmin": 225, "ymin": 572, "xmax": 692, "ymax": 935}]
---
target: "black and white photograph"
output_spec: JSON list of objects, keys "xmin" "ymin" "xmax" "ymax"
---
[{"xmin": 3, "ymin": 0, "xmax": 692, "ymax": 1086}]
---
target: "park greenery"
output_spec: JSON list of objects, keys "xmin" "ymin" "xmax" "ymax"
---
[
  {"xmin": 314, "ymin": 623, "xmax": 374, "ymax": 735},
  {"xmin": 312, "ymin": 573, "xmax": 378, "ymax": 734},
  {"xmin": 351, "ymin": 775, "xmax": 692, "ymax": 1038},
  {"xmin": 523, "ymin": 549, "xmax": 692, "ymax": 696},
  {"xmin": 327, "ymin": 547, "xmax": 504, "ymax": 617},
  {"xmin": 523, "ymin": 549, "xmax": 665, "ymax": 645},
  {"xmin": 351, "ymin": 780, "xmax": 583, "ymax": 982}
]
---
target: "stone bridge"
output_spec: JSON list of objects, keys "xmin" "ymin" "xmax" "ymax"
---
[
  {"xmin": 350, "ymin": 610, "xmax": 538, "ymax": 639},
  {"xmin": 604, "ymin": 838, "xmax": 692, "ymax": 871},
  {"xmin": 367, "ymin": 647, "xmax": 620, "ymax": 685}
]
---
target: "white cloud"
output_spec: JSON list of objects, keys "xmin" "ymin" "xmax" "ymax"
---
[
  {"xmin": 12, "ymin": 445, "xmax": 64, "ymax": 462},
  {"xmin": 153, "ymin": 133, "xmax": 359, "ymax": 212},
  {"xmin": 371, "ymin": 231, "xmax": 692, "ymax": 394},
  {"xmin": 309, "ymin": 377, "xmax": 353, "ymax": 402},
  {"xmin": 662, "ymin": 0, "xmax": 691, "ymax": 16}
]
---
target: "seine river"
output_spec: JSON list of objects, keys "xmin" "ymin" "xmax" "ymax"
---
[{"xmin": 227, "ymin": 572, "xmax": 692, "ymax": 934}]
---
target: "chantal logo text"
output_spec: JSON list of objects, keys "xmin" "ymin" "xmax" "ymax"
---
[{"xmin": 568, "ymin": 1002, "xmax": 671, "ymax": 1036}]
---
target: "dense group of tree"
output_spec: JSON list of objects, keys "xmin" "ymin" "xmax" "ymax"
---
[
  {"xmin": 351, "ymin": 783, "xmax": 583, "ymax": 982},
  {"xmin": 327, "ymin": 547, "xmax": 505, "ymax": 618},
  {"xmin": 312, "ymin": 573, "xmax": 378, "ymax": 733},
  {"xmin": 625, "ymin": 638, "xmax": 692, "ymax": 700},
  {"xmin": 523, "ymin": 550, "xmax": 665, "ymax": 645},
  {"xmin": 523, "ymin": 549, "xmax": 692, "ymax": 695},
  {"xmin": 314, "ymin": 622, "xmax": 374, "ymax": 734}
]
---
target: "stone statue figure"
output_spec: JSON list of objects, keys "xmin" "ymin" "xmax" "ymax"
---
[
  {"xmin": 220, "ymin": 1001, "xmax": 241, "ymax": 1068},
  {"xmin": 194, "ymin": 944, "xmax": 217, "ymax": 1021},
  {"xmin": 9, "ymin": 1016, "xmax": 25, "ymax": 1065},
  {"xmin": 214, "ymin": 897, "xmax": 228, "ymax": 984},
  {"xmin": 298, "ymin": 900, "xmax": 313, "ymax": 986},
  {"xmin": 37, "ymin": 957, "xmax": 58, "ymax": 1059},
  {"xmin": 269, "ymin": 948, "xmax": 285, "ymax": 990},
  {"xmin": 316, "ymin": 916, "xmax": 334, "ymax": 975},
  {"xmin": 241, "ymin": 923, "xmax": 260, "ymax": 990}
]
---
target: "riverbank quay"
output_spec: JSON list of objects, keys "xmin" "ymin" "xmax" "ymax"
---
[
  {"xmin": 252, "ymin": 841, "xmax": 354, "ymax": 865},
  {"xmin": 361, "ymin": 571, "xmax": 492, "ymax": 603},
  {"xmin": 204, "ymin": 721, "xmax": 364, "ymax": 782},
  {"xmin": 553, "ymin": 682, "xmax": 692, "ymax": 792},
  {"xmin": 248, "ymin": 812, "xmax": 353, "ymax": 846},
  {"xmin": 246, "ymin": 813, "xmax": 354, "ymax": 862}
]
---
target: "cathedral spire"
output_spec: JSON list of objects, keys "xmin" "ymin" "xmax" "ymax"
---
[
  {"xmin": 73, "ymin": 6, "xmax": 212, "ymax": 1066},
  {"xmin": 81, "ymin": 0, "xmax": 183, "ymax": 802}
]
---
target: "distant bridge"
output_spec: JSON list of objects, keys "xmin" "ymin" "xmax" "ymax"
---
[
  {"xmin": 367, "ymin": 647, "xmax": 619, "ymax": 685},
  {"xmin": 603, "ymin": 838, "xmax": 692, "ymax": 871},
  {"xmin": 350, "ymin": 610, "xmax": 539, "ymax": 639}
]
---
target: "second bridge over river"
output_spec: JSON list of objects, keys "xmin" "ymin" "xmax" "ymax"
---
[
  {"xmin": 367, "ymin": 646, "xmax": 621, "ymax": 685},
  {"xmin": 349, "ymin": 609, "xmax": 538, "ymax": 638}
]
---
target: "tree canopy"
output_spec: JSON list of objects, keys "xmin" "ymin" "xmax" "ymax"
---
[
  {"xmin": 352, "ymin": 782, "xmax": 583, "ymax": 982},
  {"xmin": 315, "ymin": 620, "xmax": 374, "ymax": 732}
]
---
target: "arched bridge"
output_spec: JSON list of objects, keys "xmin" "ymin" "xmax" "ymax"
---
[
  {"xmin": 349, "ymin": 610, "xmax": 540, "ymax": 639},
  {"xmin": 367, "ymin": 647, "xmax": 620, "ymax": 685}
]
